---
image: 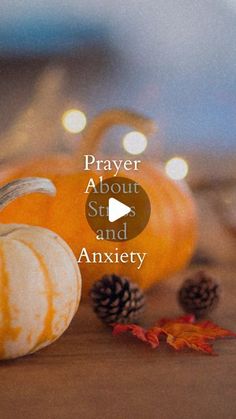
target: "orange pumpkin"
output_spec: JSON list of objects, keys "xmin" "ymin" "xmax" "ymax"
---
[{"xmin": 0, "ymin": 109, "xmax": 197, "ymax": 294}]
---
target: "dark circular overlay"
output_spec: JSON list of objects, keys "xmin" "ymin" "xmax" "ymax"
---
[{"xmin": 85, "ymin": 176, "xmax": 151, "ymax": 241}]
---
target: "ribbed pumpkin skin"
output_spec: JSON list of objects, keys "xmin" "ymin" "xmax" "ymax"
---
[
  {"xmin": 0, "ymin": 223, "xmax": 81, "ymax": 360},
  {"xmin": 0, "ymin": 156, "xmax": 197, "ymax": 295}
]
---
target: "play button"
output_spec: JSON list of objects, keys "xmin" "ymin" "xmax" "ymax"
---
[
  {"xmin": 85, "ymin": 176, "xmax": 151, "ymax": 241},
  {"xmin": 108, "ymin": 198, "xmax": 131, "ymax": 222}
]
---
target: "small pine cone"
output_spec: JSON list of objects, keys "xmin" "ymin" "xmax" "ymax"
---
[
  {"xmin": 90, "ymin": 274, "xmax": 145, "ymax": 324},
  {"xmin": 178, "ymin": 270, "xmax": 220, "ymax": 319}
]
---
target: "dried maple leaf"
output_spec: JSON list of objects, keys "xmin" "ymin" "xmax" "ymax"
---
[
  {"xmin": 112, "ymin": 315, "xmax": 236, "ymax": 355},
  {"xmin": 113, "ymin": 324, "xmax": 162, "ymax": 348}
]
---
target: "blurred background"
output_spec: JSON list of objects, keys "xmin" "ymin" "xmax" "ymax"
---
[
  {"xmin": 0, "ymin": 0, "xmax": 236, "ymax": 263},
  {"xmin": 0, "ymin": 0, "xmax": 236, "ymax": 157}
]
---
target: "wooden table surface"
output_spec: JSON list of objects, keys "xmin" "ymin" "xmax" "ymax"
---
[
  {"xmin": 0, "ymin": 64, "xmax": 236, "ymax": 419},
  {"xmin": 0, "ymin": 160, "xmax": 236, "ymax": 419},
  {"xmin": 0, "ymin": 265, "xmax": 235, "ymax": 419}
]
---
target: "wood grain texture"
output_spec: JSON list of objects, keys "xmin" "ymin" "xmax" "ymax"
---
[
  {"xmin": 0, "ymin": 264, "xmax": 235, "ymax": 419},
  {"xmin": 0, "ymin": 155, "xmax": 236, "ymax": 418},
  {"xmin": 0, "ymin": 62, "xmax": 235, "ymax": 417}
]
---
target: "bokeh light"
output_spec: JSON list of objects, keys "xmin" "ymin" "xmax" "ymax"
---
[
  {"xmin": 165, "ymin": 157, "xmax": 189, "ymax": 180},
  {"xmin": 62, "ymin": 109, "xmax": 87, "ymax": 134},
  {"xmin": 123, "ymin": 131, "xmax": 148, "ymax": 155}
]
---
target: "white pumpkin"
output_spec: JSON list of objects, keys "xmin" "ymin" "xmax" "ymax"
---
[{"xmin": 0, "ymin": 177, "xmax": 81, "ymax": 360}]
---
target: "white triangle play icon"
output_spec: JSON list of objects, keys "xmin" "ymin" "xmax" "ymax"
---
[{"xmin": 108, "ymin": 197, "xmax": 131, "ymax": 222}]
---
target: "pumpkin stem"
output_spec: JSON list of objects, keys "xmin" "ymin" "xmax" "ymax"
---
[
  {"xmin": 79, "ymin": 108, "xmax": 157, "ymax": 155},
  {"xmin": 0, "ymin": 177, "xmax": 56, "ymax": 211}
]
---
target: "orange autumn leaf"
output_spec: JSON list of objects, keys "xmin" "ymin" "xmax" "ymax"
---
[{"xmin": 112, "ymin": 315, "xmax": 236, "ymax": 355}]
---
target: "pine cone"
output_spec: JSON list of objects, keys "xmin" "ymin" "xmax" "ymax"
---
[
  {"xmin": 90, "ymin": 274, "xmax": 145, "ymax": 324},
  {"xmin": 178, "ymin": 270, "xmax": 220, "ymax": 319}
]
